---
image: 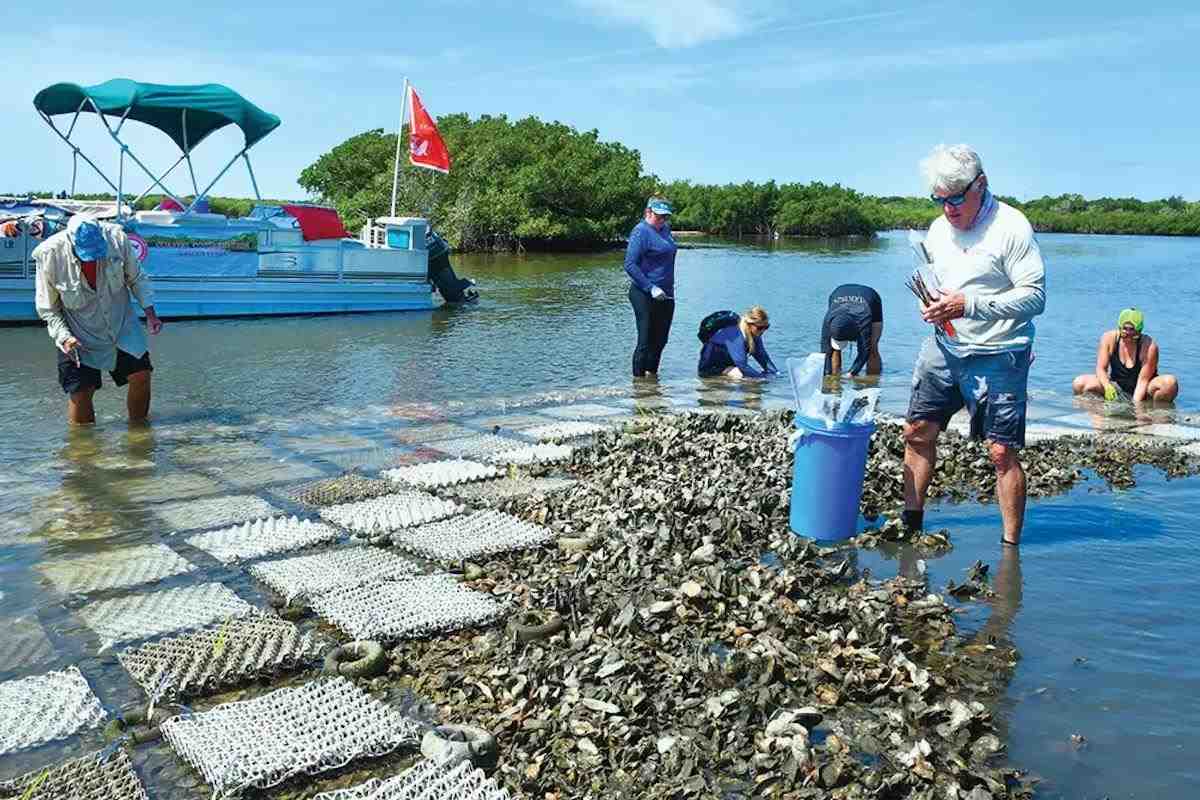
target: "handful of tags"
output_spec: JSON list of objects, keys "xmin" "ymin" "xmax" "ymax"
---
[
  {"xmin": 907, "ymin": 231, "xmax": 956, "ymax": 337},
  {"xmin": 786, "ymin": 354, "xmax": 879, "ymax": 429}
]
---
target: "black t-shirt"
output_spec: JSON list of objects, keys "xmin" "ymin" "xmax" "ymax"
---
[{"xmin": 827, "ymin": 283, "xmax": 882, "ymax": 322}]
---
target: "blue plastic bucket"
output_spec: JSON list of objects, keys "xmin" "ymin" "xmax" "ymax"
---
[{"xmin": 788, "ymin": 415, "xmax": 876, "ymax": 541}]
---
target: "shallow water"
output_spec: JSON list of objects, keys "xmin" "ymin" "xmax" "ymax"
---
[{"xmin": 1, "ymin": 230, "xmax": 1198, "ymax": 796}]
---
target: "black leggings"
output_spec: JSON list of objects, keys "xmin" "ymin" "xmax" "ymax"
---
[{"xmin": 629, "ymin": 284, "xmax": 675, "ymax": 376}]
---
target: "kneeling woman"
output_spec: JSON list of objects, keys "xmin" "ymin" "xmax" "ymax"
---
[{"xmin": 698, "ymin": 306, "xmax": 779, "ymax": 379}]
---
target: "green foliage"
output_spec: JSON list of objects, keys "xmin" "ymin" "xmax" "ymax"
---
[{"xmin": 298, "ymin": 115, "xmax": 651, "ymax": 251}]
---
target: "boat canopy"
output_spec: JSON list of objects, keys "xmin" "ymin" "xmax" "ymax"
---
[{"xmin": 33, "ymin": 79, "xmax": 280, "ymax": 153}]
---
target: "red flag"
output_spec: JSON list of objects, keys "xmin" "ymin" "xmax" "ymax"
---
[{"xmin": 407, "ymin": 87, "xmax": 450, "ymax": 174}]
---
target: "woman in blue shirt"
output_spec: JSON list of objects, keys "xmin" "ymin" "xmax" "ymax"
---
[
  {"xmin": 624, "ymin": 197, "xmax": 677, "ymax": 377},
  {"xmin": 698, "ymin": 306, "xmax": 779, "ymax": 379}
]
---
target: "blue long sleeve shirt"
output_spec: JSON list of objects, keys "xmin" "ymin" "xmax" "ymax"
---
[
  {"xmin": 623, "ymin": 220, "xmax": 677, "ymax": 296},
  {"xmin": 698, "ymin": 324, "xmax": 778, "ymax": 378}
]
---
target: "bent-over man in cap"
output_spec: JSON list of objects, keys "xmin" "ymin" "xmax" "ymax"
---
[
  {"xmin": 821, "ymin": 283, "xmax": 883, "ymax": 377},
  {"xmin": 34, "ymin": 215, "xmax": 163, "ymax": 425}
]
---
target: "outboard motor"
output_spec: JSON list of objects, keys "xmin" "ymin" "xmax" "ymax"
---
[{"xmin": 426, "ymin": 231, "xmax": 478, "ymax": 304}]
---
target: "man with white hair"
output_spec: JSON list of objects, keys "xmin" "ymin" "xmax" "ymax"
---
[
  {"xmin": 34, "ymin": 215, "xmax": 163, "ymax": 425},
  {"xmin": 903, "ymin": 144, "xmax": 1046, "ymax": 547}
]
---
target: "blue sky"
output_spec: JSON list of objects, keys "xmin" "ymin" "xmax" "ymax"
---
[{"xmin": 2, "ymin": 1, "xmax": 1197, "ymax": 201}]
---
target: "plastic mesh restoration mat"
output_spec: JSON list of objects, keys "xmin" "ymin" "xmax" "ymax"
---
[
  {"xmin": 38, "ymin": 543, "xmax": 195, "ymax": 595},
  {"xmin": 431, "ymin": 434, "xmax": 526, "ymax": 460},
  {"xmin": 391, "ymin": 510, "xmax": 553, "ymax": 562},
  {"xmin": 311, "ymin": 576, "xmax": 507, "ymax": 641},
  {"xmin": 155, "ymin": 494, "xmax": 281, "ymax": 532},
  {"xmin": 248, "ymin": 546, "xmax": 422, "ymax": 603},
  {"xmin": 310, "ymin": 759, "xmax": 512, "ymax": 800},
  {"xmin": 0, "ymin": 748, "xmax": 149, "ymax": 800},
  {"xmin": 186, "ymin": 516, "xmax": 341, "ymax": 564},
  {"xmin": 536, "ymin": 402, "xmax": 625, "ymax": 419},
  {"xmin": 161, "ymin": 677, "xmax": 421, "ymax": 798},
  {"xmin": 118, "ymin": 615, "xmax": 325, "ymax": 701},
  {"xmin": 442, "ymin": 476, "xmax": 577, "ymax": 506},
  {"xmin": 382, "ymin": 460, "xmax": 501, "ymax": 490},
  {"xmin": 0, "ymin": 666, "xmax": 107, "ymax": 755},
  {"xmin": 320, "ymin": 492, "xmax": 463, "ymax": 536},
  {"xmin": 0, "ymin": 615, "xmax": 57, "ymax": 674},
  {"xmin": 482, "ymin": 443, "xmax": 573, "ymax": 466},
  {"xmin": 79, "ymin": 582, "xmax": 259, "ymax": 651},
  {"xmin": 519, "ymin": 420, "xmax": 610, "ymax": 442}
]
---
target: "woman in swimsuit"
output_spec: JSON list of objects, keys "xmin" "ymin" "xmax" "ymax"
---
[{"xmin": 1072, "ymin": 308, "xmax": 1179, "ymax": 403}]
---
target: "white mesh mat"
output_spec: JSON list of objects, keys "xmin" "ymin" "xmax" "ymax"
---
[
  {"xmin": 391, "ymin": 510, "xmax": 553, "ymax": 562},
  {"xmin": 0, "ymin": 748, "xmax": 148, "ymax": 800},
  {"xmin": 38, "ymin": 543, "xmax": 195, "ymax": 595},
  {"xmin": 118, "ymin": 615, "xmax": 325, "ymax": 701},
  {"xmin": 0, "ymin": 666, "xmax": 107, "ymax": 755},
  {"xmin": 248, "ymin": 546, "xmax": 422, "ymax": 603},
  {"xmin": 482, "ymin": 443, "xmax": 573, "ymax": 466},
  {"xmin": 442, "ymin": 476, "xmax": 577, "ymax": 506},
  {"xmin": 311, "ymin": 576, "xmax": 507, "ymax": 641},
  {"xmin": 536, "ymin": 402, "xmax": 624, "ymax": 419},
  {"xmin": 161, "ymin": 677, "xmax": 421, "ymax": 798},
  {"xmin": 186, "ymin": 516, "xmax": 341, "ymax": 564},
  {"xmin": 311, "ymin": 759, "xmax": 511, "ymax": 800},
  {"xmin": 519, "ymin": 420, "xmax": 610, "ymax": 442},
  {"xmin": 383, "ymin": 460, "xmax": 501, "ymax": 490},
  {"xmin": 78, "ymin": 582, "xmax": 259, "ymax": 651},
  {"xmin": 431, "ymin": 434, "xmax": 526, "ymax": 460},
  {"xmin": 0, "ymin": 615, "xmax": 56, "ymax": 674},
  {"xmin": 391, "ymin": 422, "xmax": 471, "ymax": 444},
  {"xmin": 155, "ymin": 494, "xmax": 281, "ymax": 532},
  {"xmin": 320, "ymin": 492, "xmax": 464, "ymax": 536}
]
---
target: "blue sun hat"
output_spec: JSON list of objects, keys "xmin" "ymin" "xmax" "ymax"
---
[
  {"xmin": 67, "ymin": 214, "xmax": 107, "ymax": 261},
  {"xmin": 647, "ymin": 198, "xmax": 673, "ymax": 216}
]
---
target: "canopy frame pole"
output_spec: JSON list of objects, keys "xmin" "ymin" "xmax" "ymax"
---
[
  {"xmin": 37, "ymin": 110, "xmax": 121, "ymax": 196},
  {"xmin": 113, "ymin": 105, "xmax": 134, "ymax": 136},
  {"xmin": 243, "ymin": 153, "xmax": 262, "ymax": 201},
  {"xmin": 182, "ymin": 109, "xmax": 200, "ymax": 197},
  {"xmin": 87, "ymin": 98, "xmax": 189, "ymax": 217},
  {"xmin": 64, "ymin": 99, "xmax": 88, "ymax": 139},
  {"xmin": 70, "ymin": 151, "xmax": 78, "ymax": 197},
  {"xmin": 131, "ymin": 154, "xmax": 188, "ymax": 205},
  {"xmin": 117, "ymin": 147, "xmax": 125, "ymax": 221},
  {"xmin": 388, "ymin": 77, "xmax": 410, "ymax": 219},
  {"xmin": 190, "ymin": 148, "xmax": 249, "ymax": 213}
]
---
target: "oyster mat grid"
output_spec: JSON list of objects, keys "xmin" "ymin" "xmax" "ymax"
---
[
  {"xmin": 0, "ymin": 666, "xmax": 107, "ymax": 756},
  {"xmin": 390, "ymin": 510, "xmax": 553, "ymax": 562},
  {"xmin": 0, "ymin": 748, "xmax": 149, "ymax": 800},
  {"xmin": 383, "ymin": 459, "xmax": 501, "ymax": 489},
  {"xmin": 310, "ymin": 759, "xmax": 512, "ymax": 800},
  {"xmin": 320, "ymin": 492, "xmax": 464, "ymax": 535},
  {"xmin": 185, "ymin": 516, "xmax": 342, "ymax": 564},
  {"xmin": 310, "ymin": 576, "xmax": 508, "ymax": 641},
  {"xmin": 249, "ymin": 546, "xmax": 422, "ymax": 603},
  {"xmin": 78, "ymin": 582, "xmax": 259, "ymax": 651},
  {"xmin": 118, "ymin": 615, "xmax": 326, "ymax": 701},
  {"xmin": 161, "ymin": 677, "xmax": 422, "ymax": 798},
  {"xmin": 37, "ymin": 543, "xmax": 195, "ymax": 595}
]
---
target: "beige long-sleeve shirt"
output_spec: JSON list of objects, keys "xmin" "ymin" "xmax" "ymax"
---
[{"xmin": 33, "ymin": 223, "xmax": 155, "ymax": 371}]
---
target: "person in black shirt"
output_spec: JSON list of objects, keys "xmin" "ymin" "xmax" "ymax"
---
[{"xmin": 820, "ymin": 283, "xmax": 883, "ymax": 376}]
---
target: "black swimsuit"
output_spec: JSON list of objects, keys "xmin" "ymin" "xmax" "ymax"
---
[{"xmin": 1108, "ymin": 335, "xmax": 1151, "ymax": 395}]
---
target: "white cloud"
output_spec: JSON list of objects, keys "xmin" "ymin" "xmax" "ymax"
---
[{"xmin": 572, "ymin": 0, "xmax": 754, "ymax": 48}]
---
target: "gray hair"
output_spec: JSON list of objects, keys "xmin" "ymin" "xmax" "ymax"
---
[{"xmin": 920, "ymin": 144, "xmax": 983, "ymax": 194}]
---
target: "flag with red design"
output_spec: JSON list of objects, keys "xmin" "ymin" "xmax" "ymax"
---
[{"xmin": 407, "ymin": 86, "xmax": 450, "ymax": 174}]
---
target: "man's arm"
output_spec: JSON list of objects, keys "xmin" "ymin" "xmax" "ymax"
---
[
  {"xmin": 119, "ymin": 234, "xmax": 162, "ymax": 332},
  {"xmin": 964, "ymin": 221, "xmax": 1046, "ymax": 321},
  {"xmin": 1133, "ymin": 339, "xmax": 1159, "ymax": 404},
  {"xmin": 34, "ymin": 257, "xmax": 73, "ymax": 350}
]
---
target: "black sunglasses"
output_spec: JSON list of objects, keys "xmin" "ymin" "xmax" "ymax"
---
[{"xmin": 930, "ymin": 172, "xmax": 982, "ymax": 206}]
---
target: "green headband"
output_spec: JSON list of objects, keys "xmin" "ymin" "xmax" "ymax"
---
[{"xmin": 1118, "ymin": 308, "xmax": 1144, "ymax": 333}]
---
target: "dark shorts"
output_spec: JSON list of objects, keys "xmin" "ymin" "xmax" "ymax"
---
[
  {"xmin": 57, "ymin": 348, "xmax": 153, "ymax": 395},
  {"xmin": 907, "ymin": 337, "xmax": 1030, "ymax": 448}
]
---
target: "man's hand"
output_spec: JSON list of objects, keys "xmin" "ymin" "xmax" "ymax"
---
[
  {"xmin": 145, "ymin": 308, "xmax": 164, "ymax": 335},
  {"xmin": 60, "ymin": 336, "xmax": 81, "ymax": 367},
  {"xmin": 649, "ymin": 286, "xmax": 667, "ymax": 301},
  {"xmin": 921, "ymin": 290, "xmax": 966, "ymax": 324}
]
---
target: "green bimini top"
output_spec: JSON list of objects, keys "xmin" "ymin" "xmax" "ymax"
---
[{"xmin": 33, "ymin": 79, "xmax": 281, "ymax": 153}]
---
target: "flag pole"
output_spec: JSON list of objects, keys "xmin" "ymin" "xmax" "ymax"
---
[{"xmin": 388, "ymin": 78, "xmax": 410, "ymax": 219}]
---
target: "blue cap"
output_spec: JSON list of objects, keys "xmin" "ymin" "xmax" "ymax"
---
[
  {"xmin": 647, "ymin": 198, "xmax": 673, "ymax": 216},
  {"xmin": 68, "ymin": 216, "xmax": 107, "ymax": 261}
]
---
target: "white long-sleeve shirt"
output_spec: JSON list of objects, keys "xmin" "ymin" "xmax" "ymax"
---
[
  {"xmin": 925, "ymin": 200, "xmax": 1046, "ymax": 355},
  {"xmin": 33, "ymin": 223, "xmax": 155, "ymax": 370}
]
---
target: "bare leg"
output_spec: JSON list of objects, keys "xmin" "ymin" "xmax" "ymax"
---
[
  {"xmin": 126, "ymin": 370, "xmax": 152, "ymax": 422},
  {"xmin": 67, "ymin": 389, "xmax": 96, "ymax": 426},
  {"xmin": 902, "ymin": 419, "xmax": 941, "ymax": 512},
  {"xmin": 1148, "ymin": 374, "xmax": 1179, "ymax": 403},
  {"xmin": 866, "ymin": 348, "xmax": 882, "ymax": 376},
  {"xmin": 990, "ymin": 441, "xmax": 1026, "ymax": 544},
  {"xmin": 1073, "ymin": 374, "xmax": 1104, "ymax": 395}
]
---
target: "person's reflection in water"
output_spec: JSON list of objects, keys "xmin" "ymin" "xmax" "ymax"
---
[{"xmin": 978, "ymin": 543, "xmax": 1024, "ymax": 647}]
